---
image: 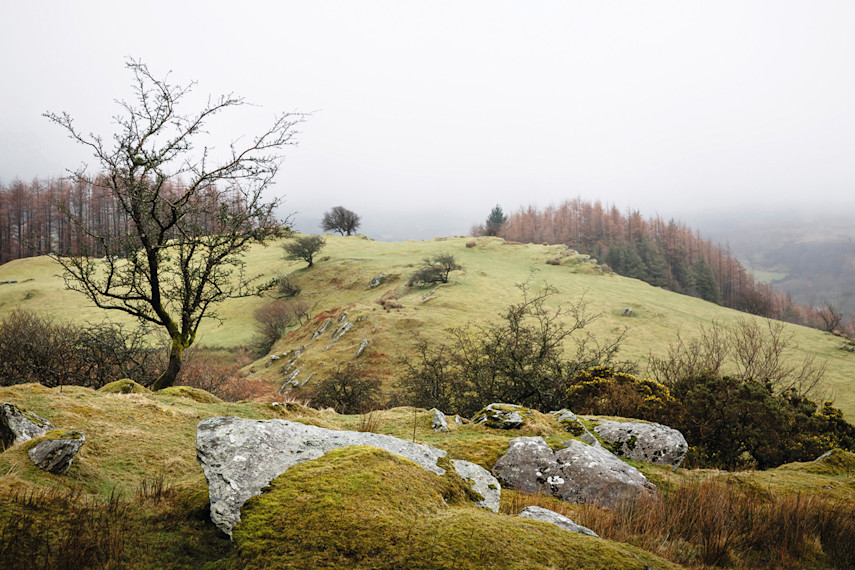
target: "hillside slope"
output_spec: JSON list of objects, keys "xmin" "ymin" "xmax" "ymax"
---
[{"xmin": 2, "ymin": 235, "xmax": 854, "ymax": 418}]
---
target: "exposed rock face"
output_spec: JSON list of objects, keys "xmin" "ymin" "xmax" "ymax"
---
[
  {"xmin": 27, "ymin": 430, "xmax": 85, "ymax": 474},
  {"xmin": 472, "ymin": 403, "xmax": 529, "ymax": 429},
  {"xmin": 518, "ymin": 506, "xmax": 599, "ymax": 537},
  {"xmin": 0, "ymin": 402, "xmax": 54, "ymax": 449},
  {"xmin": 430, "ymin": 409, "xmax": 449, "ymax": 432},
  {"xmin": 368, "ymin": 274, "xmax": 386, "ymax": 288},
  {"xmin": 451, "ymin": 459, "xmax": 501, "ymax": 513},
  {"xmin": 593, "ymin": 420, "xmax": 688, "ymax": 467},
  {"xmin": 492, "ymin": 436, "xmax": 655, "ymax": 508},
  {"xmin": 197, "ymin": 417, "xmax": 488, "ymax": 536}
]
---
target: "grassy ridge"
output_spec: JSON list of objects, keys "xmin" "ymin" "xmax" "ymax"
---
[{"xmin": 2, "ymin": 235, "xmax": 854, "ymax": 418}]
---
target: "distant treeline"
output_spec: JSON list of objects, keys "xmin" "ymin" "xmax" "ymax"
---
[
  {"xmin": 0, "ymin": 176, "xmax": 246, "ymax": 263},
  {"xmin": 488, "ymin": 199, "xmax": 851, "ymax": 334}
]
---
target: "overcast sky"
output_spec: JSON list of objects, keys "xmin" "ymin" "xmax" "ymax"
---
[{"xmin": 1, "ymin": 1, "xmax": 853, "ymax": 240}]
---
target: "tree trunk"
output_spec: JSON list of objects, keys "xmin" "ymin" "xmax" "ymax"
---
[{"xmin": 151, "ymin": 339, "xmax": 184, "ymax": 390}]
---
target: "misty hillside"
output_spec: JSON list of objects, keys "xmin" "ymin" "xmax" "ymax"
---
[{"xmin": 693, "ymin": 211, "xmax": 855, "ymax": 316}]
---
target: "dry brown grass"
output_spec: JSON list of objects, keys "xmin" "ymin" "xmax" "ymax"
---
[{"xmin": 503, "ymin": 478, "xmax": 855, "ymax": 568}]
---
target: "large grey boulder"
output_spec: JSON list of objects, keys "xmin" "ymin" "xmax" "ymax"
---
[
  {"xmin": 491, "ymin": 436, "xmax": 562, "ymax": 495},
  {"xmin": 518, "ymin": 506, "xmax": 599, "ymax": 537},
  {"xmin": 593, "ymin": 420, "xmax": 688, "ymax": 467},
  {"xmin": 197, "ymin": 417, "xmax": 488, "ymax": 536},
  {"xmin": 451, "ymin": 459, "xmax": 501, "ymax": 513},
  {"xmin": 27, "ymin": 430, "xmax": 85, "ymax": 474},
  {"xmin": 492, "ymin": 436, "xmax": 655, "ymax": 509},
  {"xmin": 472, "ymin": 403, "xmax": 529, "ymax": 429},
  {"xmin": 553, "ymin": 440, "xmax": 655, "ymax": 507},
  {"xmin": 1, "ymin": 402, "xmax": 54, "ymax": 450}
]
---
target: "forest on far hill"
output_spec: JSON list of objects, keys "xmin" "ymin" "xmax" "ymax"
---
[{"xmin": 477, "ymin": 199, "xmax": 854, "ymax": 336}]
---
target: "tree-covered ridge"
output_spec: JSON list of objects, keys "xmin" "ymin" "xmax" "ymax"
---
[{"xmin": 495, "ymin": 200, "xmax": 844, "ymax": 333}]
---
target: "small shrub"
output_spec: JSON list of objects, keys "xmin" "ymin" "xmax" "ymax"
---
[
  {"xmin": 465, "ymin": 240, "xmax": 476, "ymax": 248},
  {"xmin": 276, "ymin": 275, "xmax": 301, "ymax": 297},
  {"xmin": 546, "ymin": 257, "xmax": 561, "ymax": 266},
  {"xmin": 308, "ymin": 364, "xmax": 381, "ymax": 414},
  {"xmin": 407, "ymin": 253, "xmax": 462, "ymax": 287},
  {"xmin": 252, "ymin": 299, "xmax": 309, "ymax": 355}
]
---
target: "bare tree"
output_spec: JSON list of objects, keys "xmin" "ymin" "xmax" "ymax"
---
[
  {"xmin": 321, "ymin": 206, "xmax": 361, "ymax": 236},
  {"xmin": 283, "ymin": 235, "xmax": 325, "ymax": 267},
  {"xmin": 817, "ymin": 303, "xmax": 843, "ymax": 333},
  {"xmin": 44, "ymin": 59, "xmax": 305, "ymax": 390}
]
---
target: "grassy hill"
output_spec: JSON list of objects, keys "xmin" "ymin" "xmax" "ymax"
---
[{"xmin": 2, "ymin": 235, "xmax": 853, "ymax": 419}]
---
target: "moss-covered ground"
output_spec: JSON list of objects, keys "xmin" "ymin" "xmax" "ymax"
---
[{"xmin": 1, "ymin": 384, "xmax": 853, "ymax": 568}]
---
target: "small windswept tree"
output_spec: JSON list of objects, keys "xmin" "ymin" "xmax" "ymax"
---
[
  {"xmin": 44, "ymin": 59, "xmax": 305, "ymax": 390},
  {"xmin": 407, "ymin": 253, "xmax": 462, "ymax": 286},
  {"xmin": 322, "ymin": 206, "xmax": 361, "ymax": 236},
  {"xmin": 284, "ymin": 235, "xmax": 325, "ymax": 267}
]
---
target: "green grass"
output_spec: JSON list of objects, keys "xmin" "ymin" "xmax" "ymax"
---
[{"xmin": 2, "ymin": 235, "xmax": 855, "ymax": 420}]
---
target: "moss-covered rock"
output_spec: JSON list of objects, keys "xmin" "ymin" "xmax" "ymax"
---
[
  {"xmin": 230, "ymin": 446, "xmax": 677, "ymax": 569},
  {"xmin": 26, "ymin": 429, "xmax": 85, "ymax": 474},
  {"xmin": 0, "ymin": 401, "xmax": 54, "ymax": 449},
  {"xmin": 157, "ymin": 385, "xmax": 222, "ymax": 404},
  {"xmin": 472, "ymin": 403, "xmax": 531, "ymax": 429},
  {"xmin": 97, "ymin": 379, "xmax": 149, "ymax": 394}
]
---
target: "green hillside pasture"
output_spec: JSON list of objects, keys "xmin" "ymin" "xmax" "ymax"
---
[{"xmin": 2, "ymin": 236, "xmax": 853, "ymax": 419}]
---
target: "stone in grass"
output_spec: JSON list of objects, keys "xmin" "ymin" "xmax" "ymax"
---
[
  {"xmin": 492, "ymin": 436, "xmax": 655, "ymax": 509},
  {"xmin": 518, "ymin": 506, "xmax": 599, "ymax": 537},
  {"xmin": 430, "ymin": 408, "xmax": 449, "ymax": 432},
  {"xmin": 27, "ymin": 429, "xmax": 85, "ymax": 474},
  {"xmin": 0, "ymin": 402, "xmax": 54, "ymax": 450},
  {"xmin": 451, "ymin": 459, "xmax": 501, "ymax": 513},
  {"xmin": 471, "ymin": 403, "xmax": 530, "ymax": 429}
]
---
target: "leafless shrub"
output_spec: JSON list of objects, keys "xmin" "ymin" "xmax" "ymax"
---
[
  {"xmin": 252, "ymin": 299, "xmax": 309, "ymax": 355},
  {"xmin": 648, "ymin": 317, "xmax": 827, "ymax": 400},
  {"xmin": 276, "ymin": 275, "xmax": 302, "ymax": 297}
]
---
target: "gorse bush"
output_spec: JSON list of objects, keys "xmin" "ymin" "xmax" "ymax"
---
[{"xmin": 565, "ymin": 366, "xmax": 674, "ymax": 421}]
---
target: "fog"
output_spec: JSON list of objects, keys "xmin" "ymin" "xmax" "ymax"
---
[{"xmin": 2, "ymin": 1, "xmax": 853, "ymax": 240}]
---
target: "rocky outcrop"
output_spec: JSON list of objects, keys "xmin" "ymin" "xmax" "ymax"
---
[
  {"xmin": 518, "ymin": 506, "xmax": 599, "ymax": 537},
  {"xmin": 593, "ymin": 420, "xmax": 688, "ymax": 467},
  {"xmin": 27, "ymin": 430, "xmax": 85, "ymax": 474},
  {"xmin": 451, "ymin": 459, "xmax": 501, "ymax": 513},
  {"xmin": 472, "ymin": 403, "xmax": 529, "ymax": 429},
  {"xmin": 430, "ymin": 409, "xmax": 449, "ymax": 432},
  {"xmin": 492, "ymin": 436, "xmax": 655, "ymax": 508},
  {"xmin": 196, "ymin": 417, "xmax": 496, "ymax": 536},
  {"xmin": 1, "ymin": 402, "xmax": 54, "ymax": 450}
]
